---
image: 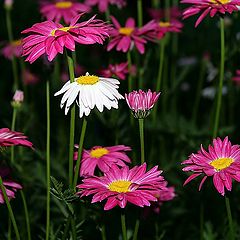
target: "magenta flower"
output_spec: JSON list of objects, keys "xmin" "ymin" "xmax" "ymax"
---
[
  {"xmin": 0, "ymin": 128, "xmax": 33, "ymax": 148},
  {"xmin": 74, "ymin": 145, "xmax": 131, "ymax": 176},
  {"xmin": 125, "ymin": 89, "xmax": 160, "ymax": 118},
  {"xmin": 148, "ymin": 6, "xmax": 182, "ymax": 21},
  {"xmin": 77, "ymin": 163, "xmax": 167, "ymax": 210},
  {"xmin": 182, "ymin": 137, "xmax": 240, "ymax": 196},
  {"xmin": 0, "ymin": 168, "xmax": 22, "ymax": 204},
  {"xmin": 232, "ymin": 70, "xmax": 240, "ymax": 85},
  {"xmin": 84, "ymin": 0, "xmax": 126, "ymax": 12},
  {"xmin": 40, "ymin": 0, "xmax": 90, "ymax": 24},
  {"xmin": 22, "ymin": 69, "xmax": 40, "ymax": 85},
  {"xmin": 181, "ymin": 0, "xmax": 240, "ymax": 27},
  {"xmin": 99, "ymin": 62, "xmax": 129, "ymax": 80},
  {"xmin": 107, "ymin": 16, "xmax": 157, "ymax": 54},
  {"xmin": 21, "ymin": 14, "xmax": 111, "ymax": 63},
  {"xmin": 157, "ymin": 20, "xmax": 183, "ymax": 35},
  {"xmin": 1, "ymin": 40, "xmax": 22, "ymax": 60}
]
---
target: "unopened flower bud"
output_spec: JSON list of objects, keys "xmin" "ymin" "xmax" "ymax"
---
[{"xmin": 11, "ymin": 90, "xmax": 24, "ymax": 108}]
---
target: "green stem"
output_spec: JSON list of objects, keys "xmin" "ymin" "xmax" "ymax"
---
[
  {"xmin": 138, "ymin": 119, "xmax": 145, "ymax": 164},
  {"xmin": 10, "ymin": 107, "xmax": 17, "ymax": 164},
  {"xmin": 8, "ymin": 215, "xmax": 11, "ymax": 240},
  {"xmin": 191, "ymin": 59, "xmax": 206, "ymax": 125},
  {"xmin": 137, "ymin": 0, "xmax": 143, "ymax": 27},
  {"xmin": 45, "ymin": 80, "xmax": 51, "ymax": 240},
  {"xmin": 71, "ymin": 218, "xmax": 77, "ymax": 240},
  {"xmin": 121, "ymin": 212, "xmax": 127, "ymax": 240},
  {"xmin": 127, "ymin": 51, "xmax": 133, "ymax": 92},
  {"xmin": 212, "ymin": 18, "xmax": 225, "ymax": 138},
  {"xmin": 73, "ymin": 118, "xmax": 87, "ymax": 188},
  {"xmin": 200, "ymin": 203, "xmax": 204, "ymax": 240},
  {"xmin": 105, "ymin": 7, "xmax": 110, "ymax": 21},
  {"xmin": 12, "ymin": 57, "xmax": 19, "ymax": 91},
  {"xmin": 20, "ymin": 191, "xmax": 31, "ymax": 240},
  {"xmin": 66, "ymin": 52, "xmax": 76, "ymax": 187},
  {"xmin": 62, "ymin": 215, "xmax": 71, "ymax": 240},
  {"xmin": 151, "ymin": 0, "xmax": 159, "ymax": 8},
  {"xmin": 225, "ymin": 196, "xmax": 234, "ymax": 240},
  {"xmin": 133, "ymin": 219, "xmax": 140, "ymax": 240},
  {"xmin": 101, "ymin": 224, "xmax": 107, "ymax": 240},
  {"xmin": 153, "ymin": 40, "xmax": 165, "ymax": 122},
  {"xmin": 0, "ymin": 176, "xmax": 21, "ymax": 240}
]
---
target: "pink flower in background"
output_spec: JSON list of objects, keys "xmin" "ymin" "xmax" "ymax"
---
[
  {"xmin": 22, "ymin": 69, "xmax": 40, "ymax": 85},
  {"xmin": 85, "ymin": 0, "xmax": 126, "ymax": 12},
  {"xmin": 232, "ymin": 70, "xmax": 240, "ymax": 85},
  {"xmin": 1, "ymin": 40, "xmax": 22, "ymax": 60},
  {"xmin": 74, "ymin": 145, "xmax": 131, "ymax": 176},
  {"xmin": 4, "ymin": 0, "xmax": 13, "ymax": 9},
  {"xmin": 148, "ymin": 6, "xmax": 182, "ymax": 21},
  {"xmin": 99, "ymin": 62, "xmax": 129, "ymax": 80},
  {"xmin": 0, "ymin": 128, "xmax": 33, "ymax": 148},
  {"xmin": 61, "ymin": 64, "xmax": 85, "ymax": 82},
  {"xmin": 77, "ymin": 163, "xmax": 167, "ymax": 210},
  {"xmin": 182, "ymin": 137, "xmax": 240, "ymax": 196},
  {"xmin": 125, "ymin": 89, "xmax": 160, "ymax": 118},
  {"xmin": 21, "ymin": 14, "xmax": 111, "ymax": 63},
  {"xmin": 181, "ymin": 0, "xmax": 240, "ymax": 27},
  {"xmin": 0, "ymin": 168, "xmax": 22, "ymax": 204},
  {"xmin": 40, "ymin": 0, "xmax": 90, "ymax": 24},
  {"xmin": 107, "ymin": 16, "xmax": 157, "ymax": 54},
  {"xmin": 157, "ymin": 20, "xmax": 183, "ymax": 35}
]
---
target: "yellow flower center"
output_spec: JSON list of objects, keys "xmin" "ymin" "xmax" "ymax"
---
[
  {"xmin": 51, "ymin": 26, "xmax": 73, "ymax": 36},
  {"xmin": 159, "ymin": 21, "xmax": 171, "ymax": 27},
  {"xmin": 210, "ymin": 0, "xmax": 230, "ymax": 4},
  {"xmin": 76, "ymin": 73, "xmax": 99, "ymax": 85},
  {"xmin": 11, "ymin": 40, "xmax": 21, "ymax": 46},
  {"xmin": 210, "ymin": 157, "xmax": 234, "ymax": 171},
  {"xmin": 108, "ymin": 180, "xmax": 132, "ymax": 193},
  {"xmin": 90, "ymin": 147, "xmax": 109, "ymax": 158},
  {"xmin": 119, "ymin": 27, "xmax": 134, "ymax": 36},
  {"xmin": 55, "ymin": 1, "xmax": 73, "ymax": 8}
]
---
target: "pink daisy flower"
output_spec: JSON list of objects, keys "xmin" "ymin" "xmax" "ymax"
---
[
  {"xmin": 0, "ymin": 128, "xmax": 33, "ymax": 148},
  {"xmin": 40, "ymin": 0, "xmax": 90, "ymax": 24},
  {"xmin": 125, "ymin": 89, "xmax": 161, "ymax": 118},
  {"xmin": 148, "ymin": 6, "xmax": 182, "ymax": 21},
  {"xmin": 84, "ymin": 0, "xmax": 126, "ymax": 12},
  {"xmin": 182, "ymin": 137, "xmax": 240, "ymax": 196},
  {"xmin": 21, "ymin": 14, "xmax": 111, "ymax": 63},
  {"xmin": 99, "ymin": 62, "xmax": 129, "ymax": 80},
  {"xmin": 0, "ymin": 167, "xmax": 22, "ymax": 204},
  {"xmin": 232, "ymin": 70, "xmax": 240, "ymax": 85},
  {"xmin": 74, "ymin": 145, "xmax": 131, "ymax": 176},
  {"xmin": 181, "ymin": 0, "xmax": 240, "ymax": 27},
  {"xmin": 77, "ymin": 163, "xmax": 167, "ymax": 210},
  {"xmin": 157, "ymin": 20, "xmax": 183, "ymax": 35},
  {"xmin": 1, "ymin": 39, "xmax": 22, "ymax": 60},
  {"xmin": 107, "ymin": 16, "xmax": 157, "ymax": 54}
]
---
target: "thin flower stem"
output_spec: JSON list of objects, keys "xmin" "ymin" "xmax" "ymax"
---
[
  {"xmin": 200, "ymin": 203, "xmax": 204, "ymax": 240},
  {"xmin": 66, "ymin": 52, "xmax": 76, "ymax": 187},
  {"xmin": 71, "ymin": 218, "xmax": 77, "ymax": 240},
  {"xmin": 105, "ymin": 7, "xmax": 110, "ymax": 21},
  {"xmin": 6, "ymin": 8, "xmax": 19, "ymax": 90},
  {"xmin": 225, "ymin": 196, "xmax": 234, "ymax": 240},
  {"xmin": 121, "ymin": 212, "xmax": 127, "ymax": 240},
  {"xmin": 127, "ymin": 51, "xmax": 133, "ymax": 92},
  {"xmin": 138, "ymin": 119, "xmax": 145, "ymax": 164},
  {"xmin": 101, "ymin": 224, "xmax": 107, "ymax": 240},
  {"xmin": 62, "ymin": 215, "xmax": 71, "ymax": 240},
  {"xmin": 20, "ymin": 190, "xmax": 31, "ymax": 240},
  {"xmin": 153, "ymin": 40, "xmax": 165, "ymax": 122},
  {"xmin": 212, "ymin": 18, "xmax": 225, "ymax": 138},
  {"xmin": 133, "ymin": 219, "xmax": 140, "ymax": 240},
  {"xmin": 0, "ymin": 176, "xmax": 21, "ymax": 240},
  {"xmin": 10, "ymin": 107, "xmax": 17, "ymax": 164},
  {"xmin": 8, "ymin": 215, "xmax": 11, "ymax": 240},
  {"xmin": 73, "ymin": 118, "xmax": 87, "ymax": 189},
  {"xmin": 151, "ymin": 0, "xmax": 159, "ymax": 8},
  {"xmin": 45, "ymin": 80, "xmax": 51, "ymax": 240},
  {"xmin": 137, "ymin": 0, "xmax": 143, "ymax": 27},
  {"xmin": 192, "ymin": 59, "xmax": 207, "ymax": 125}
]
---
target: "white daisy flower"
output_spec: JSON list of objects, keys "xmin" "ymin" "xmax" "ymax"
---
[{"xmin": 54, "ymin": 72, "xmax": 124, "ymax": 118}]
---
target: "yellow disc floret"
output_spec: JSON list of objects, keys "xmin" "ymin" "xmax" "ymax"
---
[
  {"xmin": 210, "ymin": 0, "xmax": 230, "ymax": 4},
  {"xmin": 11, "ymin": 40, "xmax": 22, "ymax": 46},
  {"xmin": 108, "ymin": 180, "xmax": 132, "ymax": 193},
  {"xmin": 119, "ymin": 27, "xmax": 134, "ymax": 36},
  {"xmin": 210, "ymin": 157, "xmax": 234, "ymax": 171},
  {"xmin": 76, "ymin": 73, "xmax": 99, "ymax": 85},
  {"xmin": 159, "ymin": 21, "xmax": 171, "ymax": 27},
  {"xmin": 51, "ymin": 26, "xmax": 73, "ymax": 36},
  {"xmin": 90, "ymin": 147, "xmax": 109, "ymax": 158},
  {"xmin": 55, "ymin": 1, "xmax": 73, "ymax": 8}
]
